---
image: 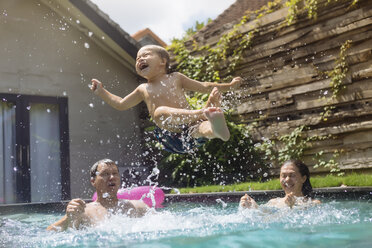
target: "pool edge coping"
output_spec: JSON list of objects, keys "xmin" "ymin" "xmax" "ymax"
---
[{"xmin": 0, "ymin": 186, "xmax": 371, "ymax": 214}]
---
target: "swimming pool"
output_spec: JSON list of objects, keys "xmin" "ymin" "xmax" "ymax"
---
[{"xmin": 1, "ymin": 199, "xmax": 371, "ymax": 248}]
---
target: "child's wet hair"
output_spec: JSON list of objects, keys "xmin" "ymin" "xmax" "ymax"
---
[{"xmin": 140, "ymin": 45, "xmax": 170, "ymax": 74}]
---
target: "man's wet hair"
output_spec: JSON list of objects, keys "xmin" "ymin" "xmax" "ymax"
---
[
  {"xmin": 90, "ymin": 158, "xmax": 117, "ymax": 179},
  {"xmin": 140, "ymin": 45, "xmax": 170, "ymax": 74}
]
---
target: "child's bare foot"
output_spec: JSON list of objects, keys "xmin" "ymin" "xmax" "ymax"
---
[
  {"xmin": 204, "ymin": 107, "xmax": 230, "ymax": 141},
  {"xmin": 205, "ymin": 87, "xmax": 221, "ymax": 108}
]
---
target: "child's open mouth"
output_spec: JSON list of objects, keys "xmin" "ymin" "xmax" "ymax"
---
[{"xmin": 139, "ymin": 63, "xmax": 149, "ymax": 71}]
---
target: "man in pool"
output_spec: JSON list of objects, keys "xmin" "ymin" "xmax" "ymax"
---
[
  {"xmin": 90, "ymin": 44, "xmax": 242, "ymax": 154},
  {"xmin": 47, "ymin": 159, "xmax": 149, "ymax": 231}
]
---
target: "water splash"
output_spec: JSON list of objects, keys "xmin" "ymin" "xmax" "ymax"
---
[
  {"xmin": 1, "ymin": 201, "xmax": 370, "ymax": 247},
  {"xmin": 215, "ymin": 199, "xmax": 227, "ymax": 208}
]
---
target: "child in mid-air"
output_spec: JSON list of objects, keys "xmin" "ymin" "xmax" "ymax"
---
[{"xmin": 90, "ymin": 45, "xmax": 241, "ymax": 153}]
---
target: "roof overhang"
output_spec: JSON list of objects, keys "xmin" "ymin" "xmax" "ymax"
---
[{"xmin": 40, "ymin": 0, "xmax": 138, "ymax": 73}]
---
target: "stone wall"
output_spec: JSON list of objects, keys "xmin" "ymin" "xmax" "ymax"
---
[{"xmin": 184, "ymin": 0, "xmax": 372, "ymax": 174}]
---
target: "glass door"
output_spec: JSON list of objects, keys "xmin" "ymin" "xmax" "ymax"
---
[
  {"xmin": 0, "ymin": 101, "xmax": 17, "ymax": 204},
  {"xmin": 0, "ymin": 94, "xmax": 70, "ymax": 204}
]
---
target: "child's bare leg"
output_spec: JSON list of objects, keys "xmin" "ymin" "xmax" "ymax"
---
[
  {"xmin": 153, "ymin": 106, "xmax": 207, "ymax": 131},
  {"xmin": 192, "ymin": 107, "xmax": 230, "ymax": 141},
  {"xmin": 205, "ymin": 87, "xmax": 221, "ymax": 108}
]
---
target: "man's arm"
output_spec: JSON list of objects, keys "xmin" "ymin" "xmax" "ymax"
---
[
  {"xmin": 47, "ymin": 199, "xmax": 88, "ymax": 231},
  {"xmin": 125, "ymin": 200, "xmax": 149, "ymax": 217},
  {"xmin": 178, "ymin": 73, "xmax": 241, "ymax": 93},
  {"xmin": 46, "ymin": 215, "xmax": 69, "ymax": 231},
  {"xmin": 90, "ymin": 79, "xmax": 144, "ymax": 111}
]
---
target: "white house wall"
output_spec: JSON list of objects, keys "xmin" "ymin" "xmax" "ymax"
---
[{"xmin": 0, "ymin": 0, "xmax": 147, "ymax": 199}]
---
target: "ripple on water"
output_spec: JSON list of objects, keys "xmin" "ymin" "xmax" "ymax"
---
[{"xmin": 0, "ymin": 200, "xmax": 371, "ymax": 247}]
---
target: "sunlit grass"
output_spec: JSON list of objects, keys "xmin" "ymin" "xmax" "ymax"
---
[{"xmin": 173, "ymin": 173, "xmax": 372, "ymax": 194}]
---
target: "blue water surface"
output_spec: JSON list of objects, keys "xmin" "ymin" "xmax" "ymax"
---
[{"xmin": 1, "ymin": 200, "xmax": 371, "ymax": 248}]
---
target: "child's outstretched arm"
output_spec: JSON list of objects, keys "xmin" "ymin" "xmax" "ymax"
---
[
  {"xmin": 90, "ymin": 78, "xmax": 143, "ymax": 111},
  {"xmin": 178, "ymin": 72, "xmax": 242, "ymax": 93}
]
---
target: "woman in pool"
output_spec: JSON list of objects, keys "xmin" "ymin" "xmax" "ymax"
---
[{"xmin": 240, "ymin": 160, "xmax": 321, "ymax": 209}]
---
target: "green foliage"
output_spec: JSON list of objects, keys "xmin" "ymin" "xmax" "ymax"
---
[
  {"xmin": 157, "ymin": 1, "xmax": 353, "ymax": 187},
  {"xmin": 159, "ymin": 4, "xmax": 289, "ymax": 187},
  {"xmin": 277, "ymin": 125, "xmax": 309, "ymax": 162},
  {"xmin": 174, "ymin": 173, "xmax": 372, "ymax": 193},
  {"xmin": 320, "ymin": 40, "xmax": 352, "ymax": 121},
  {"xmin": 157, "ymin": 118, "xmax": 270, "ymax": 187},
  {"xmin": 285, "ymin": 0, "xmax": 321, "ymax": 25},
  {"xmin": 314, "ymin": 149, "xmax": 344, "ymax": 176},
  {"xmin": 305, "ymin": 0, "xmax": 319, "ymax": 19},
  {"xmin": 285, "ymin": 0, "xmax": 359, "ymax": 26},
  {"xmin": 185, "ymin": 19, "xmax": 211, "ymax": 37},
  {"xmin": 253, "ymin": 125, "xmax": 338, "ymax": 173},
  {"xmin": 328, "ymin": 40, "xmax": 351, "ymax": 96},
  {"xmin": 168, "ymin": 0, "xmax": 283, "ymax": 82},
  {"xmin": 286, "ymin": 0, "xmax": 303, "ymax": 25}
]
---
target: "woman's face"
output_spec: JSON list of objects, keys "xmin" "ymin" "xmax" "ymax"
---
[{"xmin": 279, "ymin": 163, "xmax": 307, "ymax": 196}]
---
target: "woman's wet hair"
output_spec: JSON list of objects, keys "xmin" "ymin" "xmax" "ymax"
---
[
  {"xmin": 282, "ymin": 159, "xmax": 313, "ymax": 197},
  {"xmin": 90, "ymin": 158, "xmax": 116, "ymax": 179},
  {"xmin": 140, "ymin": 45, "xmax": 170, "ymax": 74}
]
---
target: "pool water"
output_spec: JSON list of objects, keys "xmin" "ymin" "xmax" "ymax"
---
[{"xmin": 1, "ymin": 200, "xmax": 371, "ymax": 248}]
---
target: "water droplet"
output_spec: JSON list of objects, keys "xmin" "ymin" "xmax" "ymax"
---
[
  {"xmin": 88, "ymin": 31, "xmax": 93, "ymax": 37},
  {"xmin": 26, "ymin": 106, "xmax": 31, "ymax": 110},
  {"xmin": 152, "ymin": 167, "xmax": 160, "ymax": 175},
  {"xmin": 216, "ymin": 198, "xmax": 227, "ymax": 208},
  {"xmin": 84, "ymin": 42, "xmax": 90, "ymax": 49},
  {"xmin": 46, "ymin": 108, "xmax": 50, "ymax": 113},
  {"xmin": 89, "ymin": 103, "xmax": 94, "ymax": 108}
]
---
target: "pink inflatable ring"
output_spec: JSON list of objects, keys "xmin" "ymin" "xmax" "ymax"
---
[{"xmin": 92, "ymin": 186, "xmax": 164, "ymax": 208}]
